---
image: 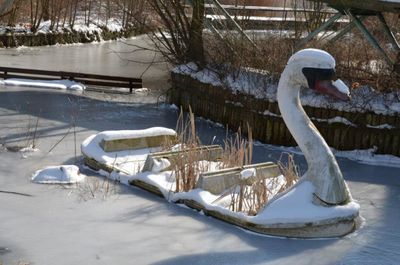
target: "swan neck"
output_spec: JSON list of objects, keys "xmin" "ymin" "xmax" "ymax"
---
[
  {"xmin": 277, "ymin": 73, "xmax": 330, "ymax": 167},
  {"xmin": 277, "ymin": 69, "xmax": 349, "ymax": 204}
]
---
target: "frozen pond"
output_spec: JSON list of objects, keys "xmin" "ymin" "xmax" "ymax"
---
[
  {"xmin": 0, "ymin": 86, "xmax": 399, "ymax": 265},
  {"xmin": 0, "ymin": 35, "xmax": 170, "ymax": 92},
  {"xmin": 0, "ymin": 37, "xmax": 400, "ymax": 264}
]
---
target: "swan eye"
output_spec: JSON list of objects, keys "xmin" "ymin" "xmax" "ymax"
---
[{"xmin": 302, "ymin": 68, "xmax": 336, "ymax": 90}]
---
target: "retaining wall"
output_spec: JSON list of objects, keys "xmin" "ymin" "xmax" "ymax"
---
[{"xmin": 169, "ymin": 72, "xmax": 400, "ymax": 156}]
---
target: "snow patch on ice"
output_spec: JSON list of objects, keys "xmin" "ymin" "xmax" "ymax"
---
[
  {"xmin": 334, "ymin": 148, "xmax": 400, "ymax": 168},
  {"xmin": 20, "ymin": 145, "xmax": 39, "ymax": 158},
  {"xmin": 32, "ymin": 165, "xmax": 85, "ymax": 184}
]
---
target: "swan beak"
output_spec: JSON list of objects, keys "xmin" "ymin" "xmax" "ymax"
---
[{"xmin": 315, "ymin": 79, "xmax": 351, "ymax": 101}]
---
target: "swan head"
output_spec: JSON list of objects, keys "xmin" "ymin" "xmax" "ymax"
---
[{"xmin": 284, "ymin": 48, "xmax": 350, "ymax": 101}]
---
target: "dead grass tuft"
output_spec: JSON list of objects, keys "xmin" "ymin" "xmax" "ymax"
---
[
  {"xmin": 228, "ymin": 152, "xmax": 300, "ymax": 216},
  {"xmin": 221, "ymin": 124, "xmax": 253, "ymax": 168}
]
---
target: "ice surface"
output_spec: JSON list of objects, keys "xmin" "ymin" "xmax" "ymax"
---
[{"xmin": 32, "ymin": 165, "xmax": 85, "ymax": 184}]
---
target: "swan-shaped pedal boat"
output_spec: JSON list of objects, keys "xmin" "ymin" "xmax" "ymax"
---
[{"xmin": 81, "ymin": 49, "xmax": 360, "ymax": 238}]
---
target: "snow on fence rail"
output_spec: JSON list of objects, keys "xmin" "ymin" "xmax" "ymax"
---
[
  {"xmin": 0, "ymin": 66, "xmax": 142, "ymax": 93},
  {"xmin": 169, "ymin": 72, "xmax": 400, "ymax": 156}
]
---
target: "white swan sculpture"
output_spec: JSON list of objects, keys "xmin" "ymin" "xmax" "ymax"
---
[{"xmin": 277, "ymin": 48, "xmax": 350, "ymax": 205}]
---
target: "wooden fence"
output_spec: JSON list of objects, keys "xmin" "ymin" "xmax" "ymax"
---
[
  {"xmin": 0, "ymin": 66, "xmax": 142, "ymax": 93},
  {"xmin": 169, "ymin": 73, "xmax": 400, "ymax": 156}
]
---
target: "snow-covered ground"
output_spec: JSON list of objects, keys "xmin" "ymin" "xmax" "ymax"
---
[{"xmin": 1, "ymin": 85, "xmax": 399, "ymax": 265}]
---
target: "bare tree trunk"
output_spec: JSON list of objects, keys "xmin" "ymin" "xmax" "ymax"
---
[
  {"xmin": 42, "ymin": 0, "xmax": 50, "ymax": 21},
  {"xmin": 106, "ymin": 0, "xmax": 111, "ymax": 25},
  {"xmin": 62, "ymin": 0, "xmax": 69, "ymax": 28},
  {"xmin": 86, "ymin": 0, "xmax": 93, "ymax": 27},
  {"xmin": 188, "ymin": 0, "xmax": 205, "ymax": 65},
  {"xmin": 31, "ymin": 0, "xmax": 43, "ymax": 33},
  {"xmin": 68, "ymin": 0, "xmax": 78, "ymax": 29}
]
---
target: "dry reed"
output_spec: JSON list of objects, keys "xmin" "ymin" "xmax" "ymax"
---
[
  {"xmin": 228, "ymin": 152, "xmax": 300, "ymax": 216},
  {"xmin": 172, "ymin": 107, "xmax": 203, "ymax": 192},
  {"xmin": 221, "ymin": 124, "xmax": 253, "ymax": 168}
]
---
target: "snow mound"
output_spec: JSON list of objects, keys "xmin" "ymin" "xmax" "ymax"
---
[
  {"xmin": 3, "ymin": 78, "xmax": 86, "ymax": 91},
  {"xmin": 151, "ymin": 158, "xmax": 171, "ymax": 173},
  {"xmin": 240, "ymin": 168, "xmax": 256, "ymax": 180},
  {"xmin": 32, "ymin": 165, "xmax": 85, "ymax": 184}
]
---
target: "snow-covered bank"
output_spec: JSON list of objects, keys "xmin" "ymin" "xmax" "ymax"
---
[
  {"xmin": 173, "ymin": 63, "xmax": 400, "ymax": 116},
  {"xmin": 0, "ymin": 17, "xmax": 133, "ymax": 48},
  {"xmin": 0, "ymin": 78, "xmax": 86, "ymax": 91}
]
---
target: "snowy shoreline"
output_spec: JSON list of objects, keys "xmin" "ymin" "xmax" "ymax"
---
[
  {"xmin": 173, "ymin": 63, "xmax": 400, "ymax": 116},
  {"xmin": 0, "ymin": 18, "xmax": 135, "ymax": 48}
]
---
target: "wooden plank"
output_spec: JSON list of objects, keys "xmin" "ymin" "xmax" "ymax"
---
[
  {"xmin": 100, "ymin": 135, "xmax": 177, "ymax": 153},
  {"xmin": 141, "ymin": 145, "xmax": 223, "ymax": 173},
  {"xmin": 196, "ymin": 162, "xmax": 280, "ymax": 195},
  {"xmin": 129, "ymin": 179, "xmax": 165, "ymax": 198}
]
